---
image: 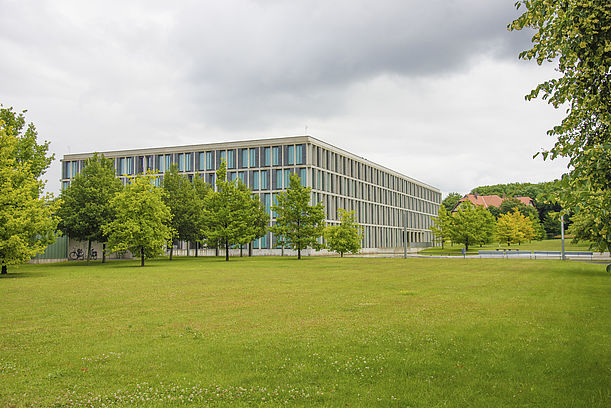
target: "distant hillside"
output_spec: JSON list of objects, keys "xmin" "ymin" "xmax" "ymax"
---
[{"xmin": 470, "ymin": 181, "xmax": 558, "ymax": 200}]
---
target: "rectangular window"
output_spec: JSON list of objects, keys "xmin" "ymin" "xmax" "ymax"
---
[
  {"xmin": 240, "ymin": 149, "xmax": 248, "ymax": 169},
  {"xmin": 238, "ymin": 171, "xmax": 246, "ymax": 184},
  {"xmin": 207, "ymin": 173, "xmax": 215, "ymax": 189},
  {"xmin": 249, "ymin": 148, "xmax": 257, "ymax": 167},
  {"xmin": 146, "ymin": 155, "xmax": 154, "ymax": 171},
  {"xmin": 72, "ymin": 161, "xmax": 79, "ymax": 178},
  {"xmin": 252, "ymin": 170, "xmax": 260, "ymax": 190},
  {"xmin": 300, "ymin": 168, "xmax": 307, "ymax": 187},
  {"xmin": 263, "ymin": 147, "xmax": 271, "ymax": 166},
  {"xmin": 218, "ymin": 150, "xmax": 226, "ymax": 168},
  {"xmin": 272, "ymin": 193, "xmax": 279, "ymax": 217},
  {"xmin": 198, "ymin": 152, "xmax": 206, "ymax": 171},
  {"xmin": 264, "ymin": 193, "xmax": 271, "ymax": 214},
  {"xmin": 284, "ymin": 169, "xmax": 291, "ymax": 188},
  {"xmin": 62, "ymin": 181, "xmax": 70, "ymax": 190},
  {"xmin": 177, "ymin": 153, "xmax": 184, "ymax": 171},
  {"xmin": 260, "ymin": 233, "xmax": 268, "ymax": 249},
  {"xmin": 260, "ymin": 170, "xmax": 268, "ymax": 190},
  {"xmin": 274, "ymin": 169, "xmax": 283, "ymax": 189},
  {"xmin": 206, "ymin": 151, "xmax": 214, "ymax": 170},
  {"xmin": 62, "ymin": 161, "xmax": 70, "ymax": 179},
  {"xmin": 185, "ymin": 153, "xmax": 193, "ymax": 172},
  {"xmin": 118, "ymin": 158, "xmax": 125, "ymax": 175},
  {"xmin": 287, "ymin": 145, "xmax": 294, "ymax": 165},
  {"xmin": 227, "ymin": 149, "xmax": 235, "ymax": 168},
  {"xmin": 296, "ymin": 144, "xmax": 304, "ymax": 165},
  {"xmin": 126, "ymin": 157, "xmax": 134, "ymax": 175},
  {"xmin": 272, "ymin": 146, "xmax": 281, "ymax": 166},
  {"xmin": 165, "ymin": 155, "xmax": 172, "ymax": 171}
]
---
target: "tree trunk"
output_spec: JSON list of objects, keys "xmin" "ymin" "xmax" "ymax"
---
[
  {"xmin": 225, "ymin": 239, "xmax": 229, "ymax": 261},
  {"xmin": 248, "ymin": 242, "xmax": 252, "ymax": 257},
  {"xmin": 298, "ymin": 248, "xmax": 301, "ymax": 260},
  {"xmin": 87, "ymin": 239, "xmax": 92, "ymax": 262},
  {"xmin": 140, "ymin": 247, "xmax": 145, "ymax": 267},
  {"xmin": 195, "ymin": 242, "xmax": 198, "ymax": 257},
  {"xmin": 1, "ymin": 264, "xmax": 6, "ymax": 274},
  {"xmin": 465, "ymin": 237, "xmax": 469, "ymax": 252},
  {"xmin": 240, "ymin": 245, "xmax": 243, "ymax": 257},
  {"xmin": 169, "ymin": 240, "xmax": 174, "ymax": 261},
  {"xmin": 340, "ymin": 252, "xmax": 344, "ymax": 258},
  {"xmin": 102, "ymin": 243, "xmax": 106, "ymax": 263}
]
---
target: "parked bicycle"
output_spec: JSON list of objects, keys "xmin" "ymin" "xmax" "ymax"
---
[{"xmin": 68, "ymin": 248, "xmax": 97, "ymax": 261}]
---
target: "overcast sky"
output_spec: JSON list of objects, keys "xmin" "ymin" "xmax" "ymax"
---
[{"xmin": 1, "ymin": 0, "xmax": 569, "ymax": 197}]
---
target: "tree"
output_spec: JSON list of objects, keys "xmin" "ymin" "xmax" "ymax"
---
[
  {"xmin": 441, "ymin": 192, "xmax": 462, "ymax": 212},
  {"xmin": 102, "ymin": 173, "xmax": 173, "ymax": 267},
  {"xmin": 496, "ymin": 210, "xmax": 536, "ymax": 246},
  {"xmin": 200, "ymin": 160, "xmax": 258, "ymax": 261},
  {"xmin": 566, "ymin": 183, "xmax": 611, "ymax": 254},
  {"xmin": 162, "ymin": 165, "xmax": 205, "ymax": 259},
  {"xmin": 448, "ymin": 202, "xmax": 496, "ymax": 251},
  {"xmin": 510, "ymin": 1, "xmax": 610, "ymax": 252},
  {"xmin": 499, "ymin": 198, "xmax": 544, "ymax": 240},
  {"xmin": 271, "ymin": 173, "xmax": 325, "ymax": 259},
  {"xmin": 430, "ymin": 206, "xmax": 453, "ymax": 249},
  {"xmin": 324, "ymin": 209, "xmax": 363, "ymax": 257},
  {"xmin": 0, "ymin": 109, "xmax": 59, "ymax": 274},
  {"xmin": 235, "ymin": 182, "xmax": 269, "ymax": 257},
  {"xmin": 57, "ymin": 153, "xmax": 123, "ymax": 262}
]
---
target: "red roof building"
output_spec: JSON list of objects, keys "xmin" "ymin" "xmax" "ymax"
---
[{"xmin": 454, "ymin": 193, "xmax": 534, "ymax": 211}]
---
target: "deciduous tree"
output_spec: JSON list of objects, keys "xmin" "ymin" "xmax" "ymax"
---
[
  {"xmin": 430, "ymin": 206, "xmax": 453, "ymax": 249},
  {"xmin": 102, "ymin": 173, "xmax": 173, "ymax": 267},
  {"xmin": 0, "ymin": 109, "xmax": 59, "ymax": 274},
  {"xmin": 271, "ymin": 173, "xmax": 325, "ymax": 259},
  {"xmin": 496, "ymin": 210, "xmax": 536, "ymax": 246},
  {"xmin": 57, "ymin": 153, "xmax": 123, "ymax": 262},
  {"xmin": 448, "ymin": 202, "xmax": 496, "ymax": 251},
  {"xmin": 324, "ymin": 209, "xmax": 363, "ymax": 257},
  {"xmin": 441, "ymin": 192, "xmax": 462, "ymax": 212}
]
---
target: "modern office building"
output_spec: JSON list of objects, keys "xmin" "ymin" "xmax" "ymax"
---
[{"xmin": 61, "ymin": 136, "xmax": 441, "ymax": 253}]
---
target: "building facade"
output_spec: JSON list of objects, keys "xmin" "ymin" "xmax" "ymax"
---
[{"xmin": 61, "ymin": 136, "xmax": 441, "ymax": 253}]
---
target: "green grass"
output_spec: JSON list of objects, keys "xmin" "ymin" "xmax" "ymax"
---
[
  {"xmin": 419, "ymin": 238, "xmax": 595, "ymax": 255},
  {"xmin": 1, "ymin": 257, "xmax": 609, "ymax": 407}
]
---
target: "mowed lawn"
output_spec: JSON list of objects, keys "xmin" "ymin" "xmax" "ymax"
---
[{"xmin": 1, "ymin": 257, "xmax": 609, "ymax": 407}]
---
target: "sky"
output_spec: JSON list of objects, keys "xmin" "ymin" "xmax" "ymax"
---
[{"xmin": 0, "ymin": 0, "xmax": 570, "ymax": 197}]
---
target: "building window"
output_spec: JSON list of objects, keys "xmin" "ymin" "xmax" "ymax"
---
[
  {"xmin": 264, "ymin": 193, "xmax": 271, "ymax": 214},
  {"xmin": 240, "ymin": 149, "xmax": 248, "ymax": 169},
  {"xmin": 238, "ymin": 171, "xmax": 246, "ymax": 184},
  {"xmin": 263, "ymin": 147, "xmax": 271, "ymax": 166},
  {"xmin": 287, "ymin": 145, "xmax": 294, "ymax": 165},
  {"xmin": 272, "ymin": 146, "xmax": 281, "ymax": 166},
  {"xmin": 198, "ymin": 152, "xmax": 206, "ymax": 171},
  {"xmin": 296, "ymin": 144, "xmax": 304, "ymax": 165},
  {"xmin": 252, "ymin": 170, "xmax": 259, "ymax": 190},
  {"xmin": 227, "ymin": 149, "xmax": 235, "ymax": 169},
  {"xmin": 249, "ymin": 148, "xmax": 257, "ymax": 167},
  {"xmin": 284, "ymin": 169, "xmax": 291, "ymax": 188},
  {"xmin": 299, "ymin": 168, "xmax": 307, "ymax": 186},
  {"xmin": 185, "ymin": 153, "xmax": 193, "ymax": 172},
  {"xmin": 118, "ymin": 158, "xmax": 125, "ymax": 175},
  {"xmin": 165, "ymin": 155, "xmax": 172, "ymax": 171},
  {"xmin": 177, "ymin": 154, "xmax": 184, "ymax": 171},
  {"xmin": 72, "ymin": 161, "xmax": 79, "ymax": 178},
  {"xmin": 206, "ymin": 151, "xmax": 214, "ymax": 170},
  {"xmin": 260, "ymin": 170, "xmax": 268, "ymax": 190}
]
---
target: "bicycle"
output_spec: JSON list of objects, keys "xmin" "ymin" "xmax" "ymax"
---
[{"xmin": 68, "ymin": 248, "xmax": 97, "ymax": 261}]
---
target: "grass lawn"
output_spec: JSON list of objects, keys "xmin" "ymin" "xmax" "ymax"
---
[
  {"xmin": 419, "ymin": 238, "xmax": 595, "ymax": 255},
  {"xmin": 1, "ymin": 257, "xmax": 609, "ymax": 407}
]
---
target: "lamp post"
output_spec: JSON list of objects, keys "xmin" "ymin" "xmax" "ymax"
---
[{"xmin": 561, "ymin": 215, "xmax": 565, "ymax": 261}]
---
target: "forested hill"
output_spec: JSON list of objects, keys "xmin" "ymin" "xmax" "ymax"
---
[{"xmin": 471, "ymin": 181, "xmax": 558, "ymax": 200}]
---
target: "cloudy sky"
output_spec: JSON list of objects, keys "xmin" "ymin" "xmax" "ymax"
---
[{"xmin": 1, "ymin": 0, "xmax": 569, "ymax": 197}]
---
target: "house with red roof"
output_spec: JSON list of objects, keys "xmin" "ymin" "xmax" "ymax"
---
[{"xmin": 453, "ymin": 193, "xmax": 534, "ymax": 212}]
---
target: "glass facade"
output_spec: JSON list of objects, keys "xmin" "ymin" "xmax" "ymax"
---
[{"xmin": 61, "ymin": 137, "xmax": 440, "ymax": 251}]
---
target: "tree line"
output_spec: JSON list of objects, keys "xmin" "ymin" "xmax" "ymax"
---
[{"xmin": 0, "ymin": 107, "xmax": 363, "ymax": 273}]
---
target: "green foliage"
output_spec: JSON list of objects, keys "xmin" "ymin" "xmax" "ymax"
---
[
  {"xmin": 163, "ymin": 165, "xmax": 206, "ymax": 257},
  {"xmin": 510, "ymin": 1, "xmax": 610, "ymax": 252},
  {"xmin": 496, "ymin": 210, "xmax": 536, "ymax": 246},
  {"xmin": 102, "ymin": 173, "xmax": 174, "ymax": 266},
  {"xmin": 566, "ymin": 186, "xmax": 611, "ymax": 253},
  {"xmin": 0, "ymin": 105, "xmax": 53, "ymax": 182},
  {"xmin": 471, "ymin": 181, "xmax": 557, "ymax": 200},
  {"xmin": 441, "ymin": 192, "xmax": 462, "ymax": 211},
  {"xmin": 201, "ymin": 160, "xmax": 265, "ymax": 261},
  {"xmin": 271, "ymin": 173, "xmax": 325, "ymax": 259},
  {"xmin": 0, "ymin": 108, "xmax": 59, "ymax": 274},
  {"xmin": 430, "ymin": 206, "xmax": 453, "ymax": 249},
  {"xmin": 324, "ymin": 209, "xmax": 363, "ymax": 257},
  {"xmin": 448, "ymin": 202, "xmax": 496, "ymax": 251},
  {"xmin": 57, "ymin": 153, "xmax": 123, "ymax": 259}
]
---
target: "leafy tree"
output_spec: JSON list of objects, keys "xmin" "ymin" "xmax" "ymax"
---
[
  {"xmin": 430, "ymin": 206, "xmax": 453, "ymax": 249},
  {"xmin": 57, "ymin": 153, "xmax": 123, "ymax": 262},
  {"xmin": 448, "ymin": 202, "xmax": 496, "ymax": 251},
  {"xmin": 324, "ymin": 209, "xmax": 363, "ymax": 257},
  {"xmin": 567, "ymin": 184, "xmax": 611, "ymax": 254},
  {"xmin": 441, "ymin": 192, "xmax": 462, "ymax": 212},
  {"xmin": 0, "ymin": 110, "xmax": 59, "ymax": 274},
  {"xmin": 510, "ymin": 1, "xmax": 610, "ymax": 252},
  {"xmin": 496, "ymin": 210, "xmax": 536, "ymax": 246},
  {"xmin": 0, "ymin": 106, "xmax": 53, "ymax": 183},
  {"xmin": 162, "ymin": 165, "xmax": 205, "ymax": 259},
  {"xmin": 201, "ymin": 160, "xmax": 259, "ymax": 261},
  {"xmin": 271, "ymin": 173, "xmax": 325, "ymax": 259},
  {"xmin": 236, "ymin": 182, "xmax": 269, "ymax": 257},
  {"xmin": 102, "ymin": 173, "xmax": 173, "ymax": 267},
  {"xmin": 192, "ymin": 175, "xmax": 212, "ymax": 256}
]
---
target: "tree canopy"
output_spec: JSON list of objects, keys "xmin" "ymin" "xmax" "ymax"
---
[
  {"xmin": 447, "ymin": 202, "xmax": 496, "ymax": 251},
  {"xmin": 0, "ymin": 108, "xmax": 58, "ymax": 274},
  {"xmin": 441, "ymin": 192, "xmax": 462, "ymax": 212},
  {"xmin": 324, "ymin": 209, "xmax": 363, "ymax": 257},
  {"xmin": 510, "ymin": 1, "xmax": 610, "ymax": 253},
  {"xmin": 57, "ymin": 153, "xmax": 123, "ymax": 261},
  {"xmin": 271, "ymin": 173, "xmax": 325, "ymax": 259},
  {"xmin": 102, "ymin": 173, "xmax": 174, "ymax": 266},
  {"xmin": 496, "ymin": 210, "xmax": 536, "ymax": 246}
]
